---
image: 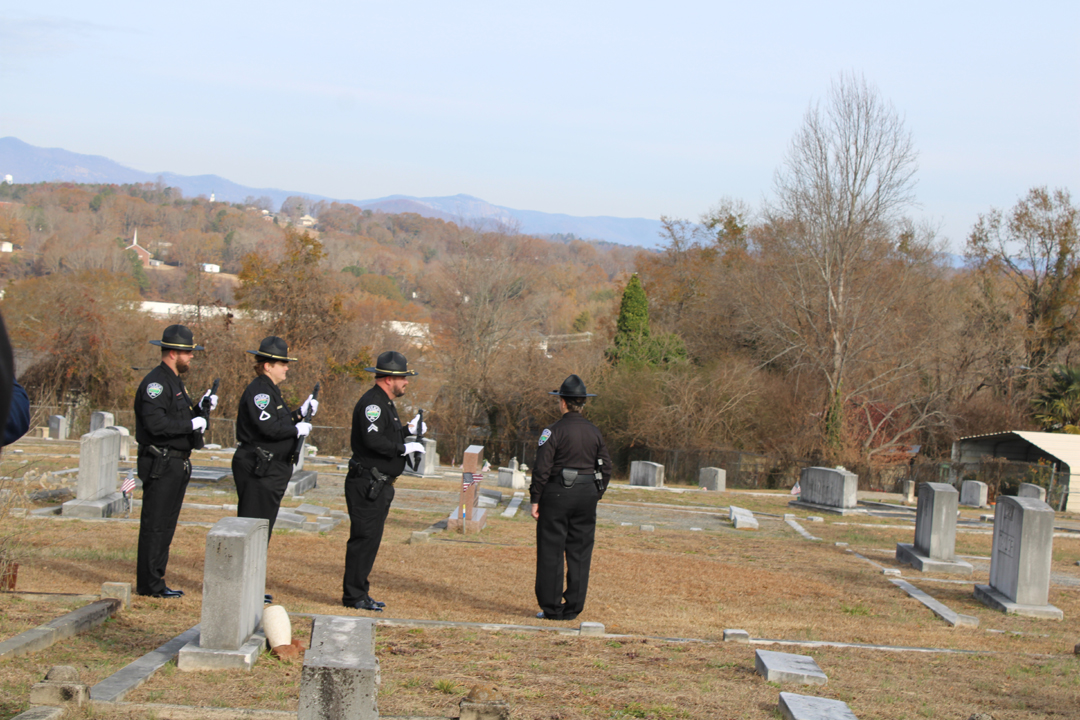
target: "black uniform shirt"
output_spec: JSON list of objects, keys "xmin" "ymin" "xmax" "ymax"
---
[
  {"xmin": 530, "ymin": 411, "xmax": 613, "ymax": 504},
  {"xmin": 236, "ymin": 374, "xmax": 302, "ymax": 458},
  {"xmin": 350, "ymin": 384, "xmax": 407, "ymax": 477},
  {"xmin": 134, "ymin": 362, "xmax": 201, "ymax": 452}
]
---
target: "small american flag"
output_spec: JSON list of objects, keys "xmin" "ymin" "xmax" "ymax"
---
[
  {"xmin": 121, "ymin": 472, "xmax": 137, "ymax": 495},
  {"xmin": 790, "ymin": 481, "xmax": 801, "ymax": 496}
]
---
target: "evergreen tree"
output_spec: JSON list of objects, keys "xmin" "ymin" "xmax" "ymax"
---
[{"xmin": 608, "ymin": 274, "xmax": 687, "ymax": 366}]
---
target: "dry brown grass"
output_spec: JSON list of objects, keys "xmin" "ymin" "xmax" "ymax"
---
[{"xmin": 2, "ymin": 475, "xmax": 1080, "ymax": 719}]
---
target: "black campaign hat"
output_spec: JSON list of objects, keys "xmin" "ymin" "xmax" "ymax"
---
[
  {"xmin": 150, "ymin": 324, "xmax": 204, "ymax": 351},
  {"xmin": 549, "ymin": 374, "xmax": 596, "ymax": 398},
  {"xmin": 365, "ymin": 350, "xmax": 417, "ymax": 377},
  {"xmin": 247, "ymin": 336, "xmax": 297, "ymax": 362}
]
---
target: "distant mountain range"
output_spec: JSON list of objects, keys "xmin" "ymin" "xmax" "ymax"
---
[{"xmin": 0, "ymin": 137, "xmax": 665, "ymax": 247}]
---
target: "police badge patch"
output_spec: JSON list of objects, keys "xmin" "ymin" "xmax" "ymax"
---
[
  {"xmin": 538, "ymin": 428, "xmax": 552, "ymax": 446},
  {"xmin": 147, "ymin": 383, "xmax": 163, "ymax": 399},
  {"xmin": 254, "ymin": 394, "xmax": 271, "ymax": 410},
  {"xmin": 365, "ymin": 405, "xmax": 381, "ymax": 423}
]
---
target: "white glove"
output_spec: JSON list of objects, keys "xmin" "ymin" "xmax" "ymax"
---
[
  {"xmin": 296, "ymin": 421, "xmax": 313, "ymax": 437},
  {"xmin": 407, "ymin": 414, "xmax": 428, "ymax": 436},
  {"xmin": 191, "ymin": 417, "xmax": 207, "ymax": 432},
  {"xmin": 201, "ymin": 390, "xmax": 218, "ymax": 411},
  {"xmin": 402, "ymin": 442, "xmax": 425, "ymax": 456},
  {"xmin": 300, "ymin": 395, "xmax": 319, "ymax": 418}
]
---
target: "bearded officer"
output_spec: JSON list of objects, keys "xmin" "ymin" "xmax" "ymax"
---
[
  {"xmin": 342, "ymin": 351, "xmax": 425, "ymax": 612},
  {"xmin": 134, "ymin": 325, "xmax": 216, "ymax": 598},
  {"xmin": 531, "ymin": 375, "xmax": 611, "ymax": 621},
  {"xmin": 233, "ymin": 337, "xmax": 316, "ymax": 538}
]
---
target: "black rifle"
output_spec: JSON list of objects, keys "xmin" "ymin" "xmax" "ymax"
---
[
  {"xmin": 406, "ymin": 408, "xmax": 424, "ymax": 473},
  {"xmin": 192, "ymin": 378, "xmax": 219, "ymax": 450},
  {"xmin": 287, "ymin": 382, "xmax": 320, "ymax": 465}
]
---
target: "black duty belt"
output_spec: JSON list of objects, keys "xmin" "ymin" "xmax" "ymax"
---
[{"xmin": 142, "ymin": 444, "xmax": 189, "ymax": 460}]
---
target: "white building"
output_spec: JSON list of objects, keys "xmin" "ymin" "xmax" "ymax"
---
[{"xmin": 200, "ymin": 263, "xmax": 221, "ymax": 273}]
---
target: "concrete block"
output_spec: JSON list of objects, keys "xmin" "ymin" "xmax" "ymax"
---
[
  {"xmin": 895, "ymin": 543, "xmax": 973, "ymax": 575},
  {"xmin": 410, "ymin": 531, "xmax": 430, "ymax": 544},
  {"xmin": 61, "ymin": 493, "xmax": 126, "ymax": 518},
  {"xmin": 286, "ymin": 470, "xmax": 317, "ymax": 497},
  {"xmin": 630, "ymin": 461, "xmax": 664, "ymax": 487},
  {"xmin": 778, "ymin": 692, "xmax": 859, "ymax": 720},
  {"xmin": 101, "ymin": 582, "xmax": 132, "ymax": 611},
  {"xmin": 48, "ymin": 415, "xmax": 67, "ymax": 441},
  {"xmin": 29, "ymin": 681, "xmax": 89, "ymax": 706},
  {"xmin": 723, "ymin": 629, "xmax": 750, "ymax": 642},
  {"xmin": 798, "ymin": 467, "xmax": 857, "ymax": 509},
  {"xmin": 733, "ymin": 514, "xmax": 759, "ymax": 530},
  {"xmin": 89, "ymin": 411, "xmax": 115, "ymax": 433},
  {"xmin": 640, "ymin": 524, "xmax": 655, "ymax": 532},
  {"xmin": 699, "ymin": 467, "xmax": 726, "ymax": 491},
  {"xmin": 196, "ymin": 517, "xmax": 268, "ymax": 651},
  {"xmin": 177, "ymin": 631, "xmax": 265, "ymax": 671},
  {"xmin": 960, "ymin": 480, "xmax": 988, "ymax": 508},
  {"xmin": 460, "ymin": 700, "xmax": 510, "ymax": 720},
  {"xmin": 298, "ymin": 616, "xmax": 379, "ymax": 720},
  {"xmin": 579, "ymin": 622, "xmax": 605, "ymax": 636},
  {"xmin": 754, "ymin": 649, "xmax": 827, "ymax": 685},
  {"xmin": 1017, "ymin": 483, "xmax": 1046, "ymax": 501}
]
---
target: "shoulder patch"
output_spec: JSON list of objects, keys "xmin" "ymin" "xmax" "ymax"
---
[
  {"xmin": 365, "ymin": 404, "xmax": 381, "ymax": 423},
  {"xmin": 146, "ymin": 383, "xmax": 163, "ymax": 399},
  {"xmin": 254, "ymin": 393, "xmax": 270, "ymax": 410},
  {"xmin": 538, "ymin": 428, "xmax": 552, "ymax": 446}
]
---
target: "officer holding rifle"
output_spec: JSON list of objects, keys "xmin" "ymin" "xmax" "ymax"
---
[
  {"xmin": 342, "ymin": 351, "xmax": 425, "ymax": 612},
  {"xmin": 134, "ymin": 325, "xmax": 217, "ymax": 599},
  {"xmin": 233, "ymin": 336, "xmax": 316, "ymax": 539}
]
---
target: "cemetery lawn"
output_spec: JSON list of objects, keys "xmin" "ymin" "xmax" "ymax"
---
[{"xmin": 1, "ymin": 478, "xmax": 1078, "ymax": 719}]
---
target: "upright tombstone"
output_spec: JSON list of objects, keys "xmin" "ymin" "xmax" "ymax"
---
[
  {"xmin": 497, "ymin": 464, "xmax": 526, "ymax": 490},
  {"xmin": 1017, "ymin": 483, "xmax": 1047, "ymax": 502},
  {"xmin": 61, "ymin": 429, "xmax": 125, "ymax": 518},
  {"xmin": 298, "ymin": 616, "xmax": 379, "ymax": 720},
  {"xmin": 789, "ymin": 467, "xmax": 861, "ymax": 515},
  {"xmin": 699, "ymin": 467, "xmax": 726, "ymax": 491},
  {"xmin": 287, "ymin": 442, "xmax": 318, "ymax": 497},
  {"xmin": 448, "ymin": 446, "xmax": 487, "ymax": 533},
  {"xmin": 960, "ymin": 480, "xmax": 988, "ymax": 508},
  {"xmin": 48, "ymin": 415, "xmax": 68, "ymax": 441},
  {"xmin": 902, "ymin": 480, "xmax": 916, "ymax": 505},
  {"xmin": 895, "ymin": 482, "xmax": 973, "ymax": 574},
  {"xmin": 974, "ymin": 495, "xmax": 1063, "ymax": 619},
  {"xmin": 89, "ymin": 411, "xmax": 115, "ymax": 433},
  {"xmin": 630, "ymin": 461, "xmax": 664, "ymax": 487},
  {"xmin": 178, "ymin": 517, "xmax": 270, "ymax": 670},
  {"xmin": 402, "ymin": 436, "xmax": 439, "ymax": 478},
  {"xmin": 107, "ymin": 426, "xmax": 132, "ymax": 462}
]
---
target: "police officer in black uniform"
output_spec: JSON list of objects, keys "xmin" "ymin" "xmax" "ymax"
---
[
  {"xmin": 531, "ymin": 375, "xmax": 612, "ymax": 621},
  {"xmin": 233, "ymin": 337, "xmax": 316, "ymax": 538},
  {"xmin": 342, "ymin": 351, "xmax": 425, "ymax": 612},
  {"xmin": 134, "ymin": 325, "xmax": 216, "ymax": 598}
]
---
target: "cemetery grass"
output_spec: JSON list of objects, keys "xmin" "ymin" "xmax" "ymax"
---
[{"xmin": 1, "ymin": 481, "xmax": 1079, "ymax": 719}]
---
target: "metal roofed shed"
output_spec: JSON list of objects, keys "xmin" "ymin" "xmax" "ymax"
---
[{"xmin": 951, "ymin": 431, "xmax": 1080, "ymax": 511}]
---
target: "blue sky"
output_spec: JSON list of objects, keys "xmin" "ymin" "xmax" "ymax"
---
[{"xmin": 1, "ymin": 1, "xmax": 1077, "ymax": 250}]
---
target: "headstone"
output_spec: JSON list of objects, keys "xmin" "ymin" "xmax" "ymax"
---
[
  {"xmin": 48, "ymin": 415, "xmax": 68, "ymax": 441},
  {"xmin": 402, "ymin": 436, "xmax": 439, "ymax": 478},
  {"xmin": 286, "ymin": 469, "xmax": 318, "ymax": 497},
  {"xmin": 974, "ymin": 495, "xmax": 1063, "ymax": 619},
  {"xmin": 579, "ymin": 622, "xmax": 605, "ymax": 636},
  {"xmin": 1017, "ymin": 483, "xmax": 1046, "ymax": 502},
  {"xmin": 61, "ymin": 429, "xmax": 125, "ymax": 518},
  {"xmin": 754, "ymin": 649, "xmax": 827, "ymax": 686},
  {"xmin": 960, "ymin": 480, "xmax": 988, "ymax": 508},
  {"xmin": 629, "ymin": 461, "xmax": 664, "ymax": 487},
  {"xmin": 723, "ymin": 629, "xmax": 750, "ymax": 642},
  {"xmin": 509, "ymin": 457, "xmax": 519, "ymax": 471},
  {"xmin": 298, "ymin": 616, "xmax": 379, "ymax": 720},
  {"xmin": 778, "ymin": 692, "xmax": 859, "ymax": 720},
  {"xmin": 89, "ymin": 411, "xmax": 114, "ymax": 433},
  {"xmin": 729, "ymin": 505, "xmax": 759, "ymax": 530},
  {"xmin": 699, "ymin": 467, "xmax": 726, "ymax": 491},
  {"xmin": 789, "ymin": 467, "xmax": 860, "ymax": 514},
  {"xmin": 497, "ymin": 466, "xmax": 526, "ymax": 490},
  {"xmin": 902, "ymin": 479, "xmax": 916, "ymax": 505},
  {"xmin": 29, "ymin": 665, "xmax": 89, "ymax": 706},
  {"xmin": 462, "ymin": 445, "xmax": 484, "ymax": 474},
  {"xmin": 100, "ymin": 582, "xmax": 132, "ymax": 611},
  {"xmin": 448, "ymin": 468, "xmax": 487, "ymax": 533},
  {"xmin": 896, "ymin": 482, "xmax": 973, "ymax": 574},
  {"xmin": 177, "ymin": 517, "xmax": 269, "ymax": 670},
  {"xmin": 107, "ymin": 426, "xmax": 132, "ymax": 461}
]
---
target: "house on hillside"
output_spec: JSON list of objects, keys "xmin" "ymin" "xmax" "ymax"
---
[
  {"xmin": 0, "ymin": 242, "xmax": 12, "ymax": 253},
  {"xmin": 300, "ymin": 214, "xmax": 317, "ymax": 227},
  {"xmin": 200, "ymin": 263, "xmax": 221, "ymax": 273},
  {"xmin": 126, "ymin": 230, "xmax": 152, "ymax": 267}
]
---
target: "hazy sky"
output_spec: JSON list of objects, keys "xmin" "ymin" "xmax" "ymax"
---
[{"xmin": 2, "ymin": 1, "xmax": 1077, "ymax": 250}]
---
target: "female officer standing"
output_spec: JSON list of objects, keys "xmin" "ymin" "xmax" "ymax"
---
[{"xmin": 233, "ymin": 336, "xmax": 316, "ymax": 537}]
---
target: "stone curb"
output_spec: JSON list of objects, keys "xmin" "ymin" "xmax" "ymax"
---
[
  {"xmin": 890, "ymin": 579, "xmax": 979, "ymax": 627},
  {"xmin": 92, "ymin": 624, "xmax": 201, "ymax": 702},
  {"xmin": 9, "ymin": 707, "xmax": 65, "ymax": 720},
  {"xmin": 0, "ymin": 598, "xmax": 121, "ymax": 661}
]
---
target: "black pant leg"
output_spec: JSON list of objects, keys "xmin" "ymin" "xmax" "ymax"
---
[
  {"xmin": 535, "ymin": 484, "xmax": 572, "ymax": 617},
  {"xmin": 563, "ymin": 483, "xmax": 598, "ymax": 616},
  {"xmin": 235, "ymin": 450, "xmax": 291, "ymax": 539},
  {"xmin": 136, "ymin": 453, "xmax": 191, "ymax": 595},
  {"xmin": 342, "ymin": 476, "xmax": 394, "ymax": 606}
]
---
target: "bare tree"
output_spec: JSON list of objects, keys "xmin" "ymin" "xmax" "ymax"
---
[{"xmin": 739, "ymin": 74, "xmax": 948, "ymax": 458}]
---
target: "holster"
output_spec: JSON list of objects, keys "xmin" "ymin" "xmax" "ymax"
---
[
  {"xmin": 146, "ymin": 445, "xmax": 169, "ymax": 480},
  {"xmin": 365, "ymin": 466, "xmax": 389, "ymax": 501},
  {"xmin": 253, "ymin": 446, "xmax": 274, "ymax": 478}
]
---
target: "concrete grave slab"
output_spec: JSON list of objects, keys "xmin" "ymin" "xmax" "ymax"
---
[
  {"xmin": 755, "ymin": 649, "xmax": 828, "ymax": 686},
  {"xmin": 779, "ymin": 692, "xmax": 859, "ymax": 720}
]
